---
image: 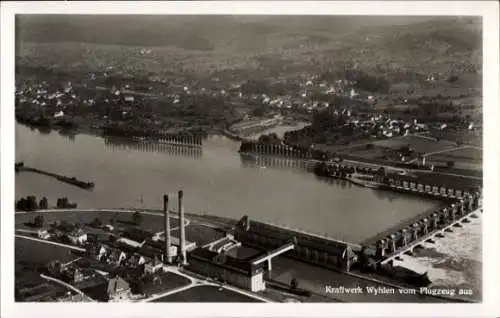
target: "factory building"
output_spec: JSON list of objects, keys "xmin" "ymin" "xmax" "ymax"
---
[
  {"xmin": 188, "ymin": 247, "xmax": 266, "ymax": 292},
  {"xmin": 233, "ymin": 216, "xmax": 358, "ymax": 272}
]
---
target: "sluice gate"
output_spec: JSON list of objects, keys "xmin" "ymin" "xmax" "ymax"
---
[{"xmin": 361, "ymin": 191, "xmax": 482, "ymax": 264}]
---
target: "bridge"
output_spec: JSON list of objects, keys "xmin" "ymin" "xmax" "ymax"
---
[
  {"xmin": 251, "ymin": 241, "xmax": 296, "ymax": 271},
  {"xmin": 262, "ymin": 221, "xmax": 362, "ymax": 251}
]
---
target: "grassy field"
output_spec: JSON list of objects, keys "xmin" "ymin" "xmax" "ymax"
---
[
  {"xmin": 15, "ymin": 237, "xmax": 80, "ymax": 291},
  {"xmin": 373, "ymin": 135, "xmax": 457, "ymax": 154},
  {"xmin": 426, "ymin": 146, "xmax": 482, "ymax": 172},
  {"xmin": 151, "ymin": 285, "xmax": 262, "ymax": 302},
  {"xmin": 16, "ymin": 236, "xmax": 79, "ymax": 266},
  {"xmin": 143, "ymin": 272, "xmax": 191, "ymax": 295},
  {"xmin": 426, "ymin": 130, "xmax": 482, "ymax": 147},
  {"xmin": 426, "ymin": 146, "xmax": 482, "ymax": 161}
]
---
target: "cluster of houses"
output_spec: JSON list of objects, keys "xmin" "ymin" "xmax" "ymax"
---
[
  {"xmin": 345, "ymin": 114, "xmax": 427, "ymax": 139},
  {"xmin": 15, "ymin": 79, "xmax": 139, "ymax": 122},
  {"xmin": 37, "ymin": 223, "xmax": 178, "ymax": 302},
  {"xmin": 37, "ymin": 226, "xmax": 88, "ymax": 245},
  {"xmin": 85, "ymin": 239, "xmax": 164, "ymax": 277}
]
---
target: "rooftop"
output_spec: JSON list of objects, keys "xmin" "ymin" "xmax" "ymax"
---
[{"xmin": 188, "ymin": 247, "xmax": 263, "ymax": 276}]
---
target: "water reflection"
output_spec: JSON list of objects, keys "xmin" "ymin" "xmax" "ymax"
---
[
  {"xmin": 36, "ymin": 126, "xmax": 52, "ymax": 135},
  {"xmin": 58, "ymin": 130, "xmax": 76, "ymax": 142},
  {"xmin": 104, "ymin": 137, "xmax": 203, "ymax": 159},
  {"xmin": 315, "ymin": 175, "xmax": 357, "ymax": 191},
  {"xmin": 239, "ymin": 153, "xmax": 310, "ymax": 175}
]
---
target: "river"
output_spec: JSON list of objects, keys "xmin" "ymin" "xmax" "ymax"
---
[{"xmin": 16, "ymin": 123, "xmax": 439, "ymax": 244}]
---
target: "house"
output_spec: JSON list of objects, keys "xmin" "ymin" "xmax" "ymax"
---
[
  {"xmin": 68, "ymin": 229, "xmax": 87, "ymax": 245},
  {"xmin": 103, "ymin": 224, "xmax": 115, "ymax": 232},
  {"xmin": 63, "ymin": 267, "xmax": 84, "ymax": 283},
  {"xmin": 144, "ymin": 256, "xmax": 163, "ymax": 275},
  {"xmin": 107, "ymin": 276, "xmax": 131, "ymax": 302},
  {"xmin": 106, "ymin": 249, "xmax": 127, "ymax": 265},
  {"xmin": 37, "ymin": 229, "xmax": 51, "ymax": 240},
  {"xmin": 125, "ymin": 253, "xmax": 146, "ymax": 268},
  {"xmin": 54, "ymin": 111, "xmax": 64, "ymax": 118}
]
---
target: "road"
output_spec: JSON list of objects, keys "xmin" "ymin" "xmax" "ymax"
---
[{"xmin": 40, "ymin": 273, "xmax": 95, "ymax": 302}]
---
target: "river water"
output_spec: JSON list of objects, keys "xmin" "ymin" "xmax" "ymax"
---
[
  {"xmin": 16, "ymin": 123, "xmax": 438, "ymax": 244},
  {"xmin": 15, "ymin": 122, "xmax": 482, "ymax": 300}
]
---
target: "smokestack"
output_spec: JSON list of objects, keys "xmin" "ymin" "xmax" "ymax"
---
[
  {"xmin": 164, "ymin": 194, "xmax": 172, "ymax": 263},
  {"xmin": 178, "ymin": 190, "xmax": 187, "ymax": 264}
]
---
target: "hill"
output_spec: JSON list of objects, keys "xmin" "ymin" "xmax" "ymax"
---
[{"xmin": 15, "ymin": 15, "xmax": 481, "ymax": 85}]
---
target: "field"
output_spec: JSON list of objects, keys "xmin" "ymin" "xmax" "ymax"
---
[
  {"xmin": 151, "ymin": 285, "xmax": 262, "ymax": 302},
  {"xmin": 15, "ymin": 237, "xmax": 80, "ymax": 292},
  {"xmin": 16, "ymin": 236, "xmax": 79, "ymax": 266},
  {"xmin": 373, "ymin": 135, "xmax": 457, "ymax": 154},
  {"xmin": 142, "ymin": 272, "xmax": 191, "ymax": 295},
  {"xmin": 426, "ymin": 146, "xmax": 482, "ymax": 171},
  {"xmin": 426, "ymin": 130, "xmax": 482, "ymax": 147}
]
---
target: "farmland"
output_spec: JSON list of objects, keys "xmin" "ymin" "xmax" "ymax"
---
[{"xmin": 372, "ymin": 135, "xmax": 457, "ymax": 154}]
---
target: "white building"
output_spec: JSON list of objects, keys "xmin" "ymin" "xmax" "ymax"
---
[
  {"xmin": 37, "ymin": 229, "xmax": 51, "ymax": 240},
  {"xmin": 53, "ymin": 111, "xmax": 64, "ymax": 118},
  {"xmin": 68, "ymin": 229, "xmax": 87, "ymax": 245}
]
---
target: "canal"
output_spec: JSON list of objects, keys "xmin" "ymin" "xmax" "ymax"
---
[{"xmin": 15, "ymin": 123, "xmax": 439, "ymax": 244}]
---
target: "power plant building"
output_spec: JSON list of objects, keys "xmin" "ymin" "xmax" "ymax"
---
[
  {"xmin": 233, "ymin": 216, "xmax": 358, "ymax": 272},
  {"xmin": 188, "ymin": 247, "xmax": 266, "ymax": 292}
]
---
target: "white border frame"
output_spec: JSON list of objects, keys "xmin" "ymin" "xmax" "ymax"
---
[{"xmin": 1, "ymin": 2, "xmax": 499, "ymax": 318}]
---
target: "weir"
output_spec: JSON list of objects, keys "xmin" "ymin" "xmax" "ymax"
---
[{"xmin": 363, "ymin": 191, "xmax": 482, "ymax": 264}]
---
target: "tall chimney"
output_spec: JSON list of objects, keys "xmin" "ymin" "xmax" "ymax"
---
[
  {"xmin": 164, "ymin": 194, "xmax": 172, "ymax": 263},
  {"xmin": 178, "ymin": 190, "xmax": 187, "ymax": 264}
]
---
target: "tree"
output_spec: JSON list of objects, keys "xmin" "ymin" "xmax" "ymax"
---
[
  {"xmin": 290, "ymin": 278, "xmax": 298, "ymax": 289},
  {"xmin": 132, "ymin": 211, "xmax": 143, "ymax": 225},
  {"xmin": 27, "ymin": 196, "xmax": 38, "ymax": 211},
  {"xmin": 34, "ymin": 215, "xmax": 45, "ymax": 228},
  {"xmin": 39, "ymin": 197, "xmax": 49, "ymax": 210}
]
